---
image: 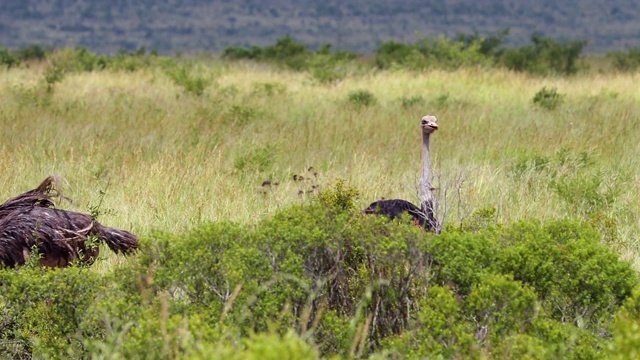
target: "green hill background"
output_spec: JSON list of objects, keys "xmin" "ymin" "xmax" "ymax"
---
[{"xmin": 2, "ymin": 0, "xmax": 639, "ymax": 54}]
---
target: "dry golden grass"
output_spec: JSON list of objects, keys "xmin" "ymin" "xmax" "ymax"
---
[{"xmin": 2, "ymin": 62, "xmax": 640, "ymax": 268}]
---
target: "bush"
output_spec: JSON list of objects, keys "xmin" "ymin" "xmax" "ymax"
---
[
  {"xmin": 43, "ymin": 64, "xmax": 65, "ymax": 93},
  {"xmin": 455, "ymin": 28, "xmax": 509, "ymax": 58},
  {"xmin": 48, "ymin": 47, "xmax": 108, "ymax": 72},
  {"xmin": 607, "ymin": 47, "xmax": 640, "ymax": 72},
  {"xmin": 223, "ymin": 35, "xmax": 310, "ymax": 70},
  {"xmin": 166, "ymin": 65, "xmax": 212, "ymax": 96},
  {"xmin": 348, "ymin": 89, "xmax": 377, "ymax": 107},
  {"xmin": 225, "ymin": 104, "xmax": 261, "ymax": 126},
  {"xmin": 465, "ymin": 274, "xmax": 538, "ymax": 345},
  {"xmin": 532, "ymin": 86, "xmax": 563, "ymax": 110},
  {"xmin": 0, "ymin": 266, "xmax": 103, "ymax": 358},
  {"xmin": 427, "ymin": 230, "xmax": 498, "ymax": 295},
  {"xmin": 384, "ymin": 285, "xmax": 477, "ymax": 358},
  {"xmin": 0, "ymin": 184, "xmax": 637, "ymax": 358},
  {"xmin": 14, "ymin": 44, "xmax": 48, "ymax": 61},
  {"xmin": 608, "ymin": 288, "xmax": 640, "ymax": 359},
  {"xmin": 501, "ymin": 34, "xmax": 586, "ymax": 75},
  {"xmin": 375, "ymin": 41, "xmax": 425, "ymax": 70},
  {"xmin": 0, "ymin": 47, "xmax": 19, "ymax": 68},
  {"xmin": 109, "ymin": 48, "xmax": 154, "ymax": 72},
  {"xmin": 223, "ymin": 45, "xmax": 264, "ymax": 60},
  {"xmin": 375, "ymin": 36, "xmax": 490, "ymax": 71},
  {"xmin": 498, "ymin": 220, "xmax": 637, "ymax": 331}
]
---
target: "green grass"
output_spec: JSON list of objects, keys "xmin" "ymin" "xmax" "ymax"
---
[{"xmin": 2, "ymin": 61, "xmax": 640, "ymax": 269}]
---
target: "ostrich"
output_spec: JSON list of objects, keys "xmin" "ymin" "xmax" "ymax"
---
[
  {"xmin": 363, "ymin": 115, "xmax": 439, "ymax": 231},
  {"xmin": 0, "ymin": 176, "xmax": 138, "ymax": 268}
]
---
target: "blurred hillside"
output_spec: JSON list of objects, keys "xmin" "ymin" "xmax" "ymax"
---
[{"xmin": 2, "ymin": 0, "xmax": 639, "ymax": 54}]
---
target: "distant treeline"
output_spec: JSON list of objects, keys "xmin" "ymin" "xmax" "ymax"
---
[
  {"xmin": 2, "ymin": 30, "xmax": 640, "ymax": 77},
  {"xmin": 222, "ymin": 31, "xmax": 640, "ymax": 76}
]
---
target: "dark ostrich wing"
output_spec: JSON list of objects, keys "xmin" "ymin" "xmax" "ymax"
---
[
  {"xmin": 0, "ymin": 201, "xmax": 138, "ymax": 268},
  {"xmin": 362, "ymin": 198, "xmax": 438, "ymax": 231},
  {"xmin": 0, "ymin": 214, "xmax": 36, "ymax": 267},
  {"xmin": 20, "ymin": 207, "xmax": 138, "ymax": 256},
  {"xmin": 363, "ymin": 199, "xmax": 423, "ymax": 219},
  {"xmin": 363, "ymin": 199, "xmax": 428, "ymax": 227},
  {"xmin": 0, "ymin": 207, "xmax": 77, "ymax": 267}
]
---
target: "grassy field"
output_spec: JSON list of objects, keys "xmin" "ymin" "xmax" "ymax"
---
[{"xmin": 1, "ymin": 61, "xmax": 640, "ymax": 268}]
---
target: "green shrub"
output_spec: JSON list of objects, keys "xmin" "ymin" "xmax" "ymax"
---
[
  {"xmin": 316, "ymin": 178, "xmax": 359, "ymax": 211},
  {"xmin": 374, "ymin": 29, "xmax": 509, "ymax": 71},
  {"xmin": 455, "ymin": 28, "xmax": 509, "ymax": 58},
  {"xmin": 465, "ymin": 274, "xmax": 538, "ymax": 345},
  {"xmin": 375, "ymin": 36, "xmax": 490, "ymax": 71},
  {"xmin": 40, "ymin": 46, "xmax": 159, "ymax": 74},
  {"xmin": 309, "ymin": 65, "xmax": 344, "ymax": 84},
  {"xmin": 0, "ymin": 266, "xmax": 103, "ymax": 358},
  {"xmin": 48, "ymin": 47, "xmax": 107, "ymax": 72},
  {"xmin": 166, "ymin": 65, "xmax": 212, "ymax": 96},
  {"xmin": 493, "ymin": 334, "xmax": 550, "ymax": 360},
  {"xmin": 607, "ymin": 47, "xmax": 640, "ymax": 72},
  {"xmin": 109, "ymin": 50, "xmax": 153, "ymax": 72},
  {"xmin": 263, "ymin": 35, "xmax": 308, "ymax": 61},
  {"xmin": 0, "ymin": 187, "xmax": 636, "ymax": 358},
  {"xmin": 532, "ymin": 86, "xmax": 563, "ymax": 110},
  {"xmin": 462, "ymin": 206, "xmax": 499, "ymax": 232},
  {"xmin": 501, "ymin": 34, "xmax": 586, "ymax": 75},
  {"xmin": 427, "ymin": 230, "xmax": 498, "ymax": 295},
  {"xmin": 225, "ymin": 104, "xmax": 261, "ymax": 126},
  {"xmin": 419, "ymin": 36, "xmax": 490, "ymax": 69},
  {"xmin": 375, "ymin": 41, "xmax": 425, "ymax": 70},
  {"xmin": 43, "ymin": 64, "xmax": 65, "ymax": 93},
  {"xmin": 382, "ymin": 285, "xmax": 476, "ymax": 358},
  {"xmin": 0, "ymin": 47, "xmax": 19, "ymax": 68},
  {"xmin": 223, "ymin": 35, "xmax": 310, "ymax": 70},
  {"xmin": 607, "ymin": 288, "xmax": 640, "ymax": 359},
  {"xmin": 348, "ymin": 89, "xmax": 377, "ymax": 107},
  {"xmin": 501, "ymin": 45, "xmax": 542, "ymax": 73},
  {"xmin": 222, "ymin": 46, "xmax": 264, "ymax": 60},
  {"xmin": 191, "ymin": 330, "xmax": 319, "ymax": 360},
  {"xmin": 15, "ymin": 44, "xmax": 47, "ymax": 61},
  {"xmin": 498, "ymin": 220, "xmax": 637, "ymax": 331}
]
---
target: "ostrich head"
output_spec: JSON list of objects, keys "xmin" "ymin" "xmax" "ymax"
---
[{"xmin": 421, "ymin": 115, "xmax": 438, "ymax": 134}]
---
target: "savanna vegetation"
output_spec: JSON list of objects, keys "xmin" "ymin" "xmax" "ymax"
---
[{"xmin": 1, "ymin": 34, "xmax": 640, "ymax": 358}]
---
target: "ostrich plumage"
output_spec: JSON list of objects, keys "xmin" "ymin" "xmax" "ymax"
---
[
  {"xmin": 0, "ymin": 176, "xmax": 138, "ymax": 268},
  {"xmin": 364, "ymin": 115, "xmax": 439, "ymax": 231}
]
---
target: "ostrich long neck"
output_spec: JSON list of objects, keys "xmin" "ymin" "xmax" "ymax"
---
[{"xmin": 420, "ymin": 131, "xmax": 433, "ymax": 209}]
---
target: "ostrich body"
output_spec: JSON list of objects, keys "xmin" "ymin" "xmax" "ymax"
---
[
  {"xmin": 364, "ymin": 115, "xmax": 439, "ymax": 231},
  {"xmin": 0, "ymin": 176, "xmax": 138, "ymax": 268}
]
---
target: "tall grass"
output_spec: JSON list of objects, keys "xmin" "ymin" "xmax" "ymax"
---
[{"xmin": 2, "ymin": 61, "xmax": 640, "ymax": 267}]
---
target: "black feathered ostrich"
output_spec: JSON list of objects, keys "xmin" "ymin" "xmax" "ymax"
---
[
  {"xmin": 0, "ymin": 176, "xmax": 138, "ymax": 268},
  {"xmin": 363, "ymin": 115, "xmax": 439, "ymax": 231}
]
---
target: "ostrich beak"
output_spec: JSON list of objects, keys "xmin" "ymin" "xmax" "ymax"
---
[
  {"xmin": 421, "ymin": 115, "xmax": 438, "ymax": 131},
  {"xmin": 421, "ymin": 122, "xmax": 438, "ymax": 131}
]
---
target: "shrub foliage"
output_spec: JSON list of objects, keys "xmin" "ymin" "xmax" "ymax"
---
[{"xmin": 0, "ymin": 183, "xmax": 637, "ymax": 358}]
